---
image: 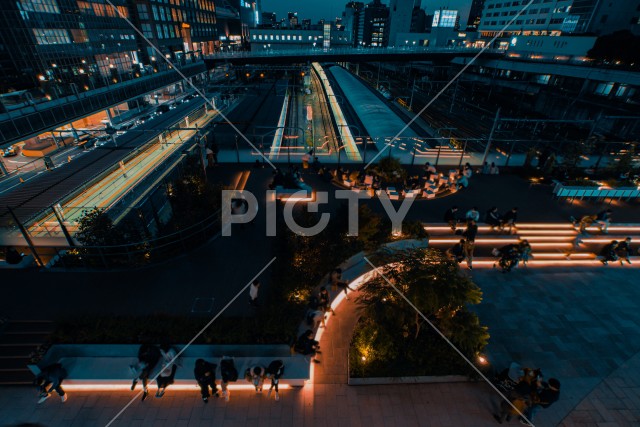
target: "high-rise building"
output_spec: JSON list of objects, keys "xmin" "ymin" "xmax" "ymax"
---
[
  {"xmin": 129, "ymin": 0, "xmax": 217, "ymax": 67},
  {"xmin": 388, "ymin": 0, "xmax": 416, "ymax": 46},
  {"xmin": 343, "ymin": 1, "xmax": 365, "ymax": 46},
  {"xmin": 302, "ymin": 19, "xmax": 312, "ymax": 30},
  {"xmin": 261, "ymin": 12, "xmax": 277, "ymax": 28},
  {"xmin": 215, "ymin": 0, "xmax": 244, "ymax": 50},
  {"xmin": 568, "ymin": 0, "xmax": 640, "ymax": 35},
  {"xmin": 288, "ymin": 12, "xmax": 299, "ymax": 28},
  {"xmin": 466, "ymin": 0, "xmax": 485, "ymax": 30},
  {"xmin": 360, "ymin": 0, "xmax": 389, "ymax": 47},
  {"xmin": 478, "ymin": 0, "xmax": 573, "ymax": 37},
  {"xmin": 0, "ymin": 0, "xmax": 138, "ymax": 94},
  {"xmin": 411, "ymin": 6, "xmax": 427, "ymax": 33}
]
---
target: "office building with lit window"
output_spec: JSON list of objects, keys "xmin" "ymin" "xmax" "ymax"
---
[
  {"xmin": 478, "ymin": 0, "xmax": 574, "ymax": 37},
  {"xmin": 0, "ymin": 0, "xmax": 138, "ymax": 94},
  {"xmin": 248, "ymin": 26, "xmax": 352, "ymax": 51},
  {"xmin": 358, "ymin": 0, "xmax": 389, "ymax": 47},
  {"xmin": 128, "ymin": 0, "xmax": 218, "ymax": 67}
]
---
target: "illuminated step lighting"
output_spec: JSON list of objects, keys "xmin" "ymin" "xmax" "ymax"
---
[
  {"xmin": 533, "ymin": 253, "xmax": 595, "ymax": 258},
  {"xmin": 471, "ymin": 260, "xmax": 636, "ymax": 267},
  {"xmin": 61, "ymin": 383, "xmax": 294, "ymax": 391},
  {"xmin": 517, "ymin": 236, "xmax": 575, "ymax": 241},
  {"xmin": 512, "ymin": 229, "xmax": 577, "ymax": 235},
  {"xmin": 515, "ymin": 223, "xmax": 575, "ymax": 229},
  {"xmin": 429, "ymin": 238, "xmax": 520, "ymax": 244}
]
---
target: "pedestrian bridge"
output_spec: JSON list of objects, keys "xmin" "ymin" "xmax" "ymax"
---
[{"xmin": 204, "ymin": 46, "xmax": 505, "ymax": 67}]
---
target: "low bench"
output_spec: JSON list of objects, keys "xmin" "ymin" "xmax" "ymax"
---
[{"xmin": 32, "ymin": 344, "xmax": 311, "ymax": 389}]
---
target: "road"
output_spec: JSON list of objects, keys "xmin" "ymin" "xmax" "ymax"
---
[
  {"xmin": 28, "ymin": 105, "xmax": 221, "ymax": 237},
  {"xmin": 0, "ymin": 97, "xmax": 207, "ymax": 227}
]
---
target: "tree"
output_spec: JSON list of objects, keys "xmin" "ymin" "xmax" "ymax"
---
[
  {"xmin": 75, "ymin": 208, "xmax": 121, "ymax": 246},
  {"xmin": 351, "ymin": 247, "xmax": 489, "ymax": 377},
  {"xmin": 588, "ymin": 31, "xmax": 640, "ymax": 67}
]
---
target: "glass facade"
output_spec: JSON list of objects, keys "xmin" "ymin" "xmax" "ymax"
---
[{"xmin": 0, "ymin": 0, "xmax": 219, "ymax": 95}]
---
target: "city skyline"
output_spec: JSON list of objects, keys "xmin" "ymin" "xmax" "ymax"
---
[{"xmin": 261, "ymin": 0, "xmax": 472, "ymax": 24}]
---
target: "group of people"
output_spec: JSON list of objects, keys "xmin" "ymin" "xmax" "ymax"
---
[
  {"xmin": 571, "ymin": 208, "xmax": 612, "ymax": 235},
  {"xmin": 493, "ymin": 363, "xmax": 560, "ymax": 424},
  {"xmin": 35, "ymin": 350, "xmax": 286, "ymax": 405},
  {"xmin": 294, "ymin": 268, "xmax": 354, "ymax": 363},
  {"xmin": 443, "ymin": 206, "xmax": 519, "ymax": 271},
  {"xmin": 600, "ymin": 237, "xmax": 634, "ymax": 266},
  {"xmin": 492, "ymin": 241, "xmax": 533, "ymax": 273},
  {"xmin": 444, "ymin": 206, "xmax": 519, "ymax": 234}
]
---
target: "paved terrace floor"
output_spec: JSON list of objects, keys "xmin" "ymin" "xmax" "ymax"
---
[
  {"xmin": 2, "ymin": 266, "xmax": 640, "ymax": 426},
  {"xmin": 1, "ymin": 167, "xmax": 640, "ymax": 425}
]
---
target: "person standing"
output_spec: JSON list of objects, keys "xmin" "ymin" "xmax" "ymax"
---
[
  {"xmin": 34, "ymin": 363, "xmax": 68, "ymax": 404},
  {"xmin": 444, "ymin": 206, "xmax": 459, "ymax": 231},
  {"xmin": 156, "ymin": 344, "xmax": 179, "ymax": 398},
  {"xmin": 521, "ymin": 378, "xmax": 560, "ymax": 424},
  {"xmin": 490, "ymin": 162, "xmax": 500, "ymax": 175},
  {"xmin": 194, "ymin": 358, "xmax": 218, "ymax": 403},
  {"xmin": 266, "ymin": 360, "xmax": 285, "ymax": 401},
  {"xmin": 249, "ymin": 280, "xmax": 260, "ymax": 307},
  {"xmin": 462, "ymin": 220, "xmax": 478, "ymax": 271}
]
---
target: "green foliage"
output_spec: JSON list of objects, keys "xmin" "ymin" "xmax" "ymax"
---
[
  {"xmin": 402, "ymin": 220, "xmax": 429, "ymax": 240},
  {"xmin": 75, "ymin": 208, "xmax": 120, "ymax": 246},
  {"xmin": 371, "ymin": 157, "xmax": 407, "ymax": 184},
  {"xmin": 164, "ymin": 158, "xmax": 222, "ymax": 232},
  {"xmin": 351, "ymin": 247, "xmax": 489, "ymax": 378}
]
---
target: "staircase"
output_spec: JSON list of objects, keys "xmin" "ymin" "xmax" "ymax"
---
[
  {"xmin": 424, "ymin": 222, "xmax": 640, "ymax": 268},
  {"xmin": 0, "ymin": 319, "xmax": 54, "ymax": 385}
]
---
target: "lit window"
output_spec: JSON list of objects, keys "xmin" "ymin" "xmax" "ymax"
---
[
  {"xmin": 594, "ymin": 82, "xmax": 614, "ymax": 96},
  {"xmin": 20, "ymin": 0, "xmax": 60, "ymax": 14}
]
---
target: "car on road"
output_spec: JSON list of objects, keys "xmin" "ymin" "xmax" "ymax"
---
[
  {"xmin": 95, "ymin": 135, "xmax": 111, "ymax": 147},
  {"xmin": 77, "ymin": 137, "xmax": 97, "ymax": 150},
  {"xmin": 2, "ymin": 145, "xmax": 18, "ymax": 157},
  {"xmin": 156, "ymin": 104, "xmax": 171, "ymax": 114},
  {"xmin": 137, "ymin": 114, "xmax": 155, "ymax": 124}
]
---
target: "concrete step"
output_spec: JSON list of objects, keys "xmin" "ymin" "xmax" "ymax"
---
[
  {"xmin": 0, "ymin": 356, "xmax": 31, "ymax": 371},
  {"xmin": 0, "ymin": 333, "xmax": 50, "ymax": 345},
  {"xmin": 2, "ymin": 320, "xmax": 54, "ymax": 334},
  {"xmin": 0, "ymin": 344, "xmax": 38, "ymax": 358},
  {"xmin": 0, "ymin": 368, "xmax": 34, "ymax": 385}
]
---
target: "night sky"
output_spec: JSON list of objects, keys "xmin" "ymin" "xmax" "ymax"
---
[{"xmin": 261, "ymin": 0, "xmax": 473, "ymax": 25}]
